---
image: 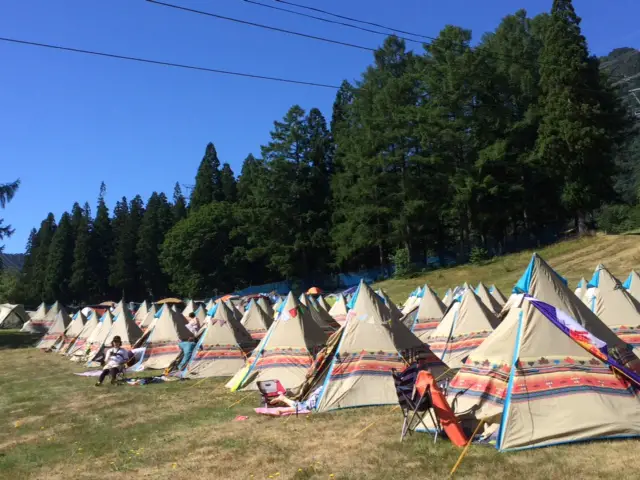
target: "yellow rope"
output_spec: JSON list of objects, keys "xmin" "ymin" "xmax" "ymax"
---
[
  {"xmin": 189, "ymin": 377, "xmax": 209, "ymax": 388},
  {"xmin": 353, "ymin": 405, "xmax": 400, "ymax": 438},
  {"xmin": 448, "ymin": 419, "xmax": 485, "ymax": 478},
  {"xmin": 227, "ymin": 393, "xmax": 252, "ymax": 409},
  {"xmin": 435, "ymin": 368, "xmax": 453, "ymax": 382}
]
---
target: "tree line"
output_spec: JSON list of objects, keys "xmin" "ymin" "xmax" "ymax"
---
[{"xmin": 3, "ymin": 1, "xmax": 638, "ymax": 304}]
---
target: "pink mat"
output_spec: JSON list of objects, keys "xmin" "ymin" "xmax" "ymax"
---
[{"xmin": 254, "ymin": 407, "xmax": 311, "ymax": 417}]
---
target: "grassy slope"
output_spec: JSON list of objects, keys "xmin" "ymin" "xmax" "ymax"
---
[
  {"xmin": 375, "ymin": 234, "xmax": 640, "ymax": 304},
  {"xmin": 1, "ymin": 234, "xmax": 639, "ymax": 479}
]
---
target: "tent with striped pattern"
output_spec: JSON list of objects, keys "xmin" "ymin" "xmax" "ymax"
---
[
  {"xmin": 85, "ymin": 311, "xmax": 115, "ymax": 362},
  {"xmin": 307, "ymin": 280, "xmax": 446, "ymax": 412},
  {"xmin": 67, "ymin": 312, "xmax": 99, "ymax": 359},
  {"xmin": 37, "ymin": 310, "xmax": 71, "ymax": 350},
  {"xmin": 582, "ymin": 264, "xmax": 640, "ymax": 355},
  {"xmin": 104, "ymin": 308, "xmax": 143, "ymax": 349},
  {"xmin": 240, "ymin": 299, "xmax": 273, "ymax": 340},
  {"xmin": 448, "ymin": 296, "xmax": 640, "ymax": 451},
  {"xmin": 226, "ymin": 292, "xmax": 326, "ymax": 391},
  {"xmin": 426, "ymin": 289, "xmax": 500, "ymax": 369},
  {"xmin": 58, "ymin": 312, "xmax": 87, "ymax": 354},
  {"xmin": 138, "ymin": 306, "xmax": 192, "ymax": 370},
  {"xmin": 185, "ymin": 302, "xmax": 255, "ymax": 377},
  {"xmin": 406, "ymin": 285, "xmax": 447, "ymax": 341}
]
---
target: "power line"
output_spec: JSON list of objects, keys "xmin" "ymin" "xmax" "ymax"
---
[
  {"xmin": 0, "ymin": 36, "xmax": 340, "ymax": 89},
  {"xmin": 241, "ymin": 0, "xmax": 422, "ymax": 45},
  {"xmin": 146, "ymin": 0, "xmax": 375, "ymax": 52},
  {"xmin": 274, "ymin": 0, "xmax": 435, "ymax": 41}
]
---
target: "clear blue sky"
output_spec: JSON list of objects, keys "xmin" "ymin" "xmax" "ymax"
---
[{"xmin": 2, "ymin": 0, "xmax": 639, "ymax": 253}]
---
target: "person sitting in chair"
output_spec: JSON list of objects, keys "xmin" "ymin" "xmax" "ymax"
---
[{"xmin": 95, "ymin": 336, "xmax": 132, "ymax": 386}]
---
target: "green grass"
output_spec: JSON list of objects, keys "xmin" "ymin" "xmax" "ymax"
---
[
  {"xmin": 375, "ymin": 234, "xmax": 640, "ymax": 304},
  {"xmin": 2, "ymin": 234, "xmax": 640, "ymax": 478}
]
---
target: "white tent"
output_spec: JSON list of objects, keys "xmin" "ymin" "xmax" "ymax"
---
[{"xmin": 0, "ymin": 304, "xmax": 28, "ymax": 329}]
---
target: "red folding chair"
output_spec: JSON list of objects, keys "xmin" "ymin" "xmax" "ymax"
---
[{"xmin": 256, "ymin": 380, "xmax": 287, "ymax": 407}]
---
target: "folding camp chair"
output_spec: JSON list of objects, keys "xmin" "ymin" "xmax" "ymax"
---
[
  {"xmin": 256, "ymin": 380, "xmax": 287, "ymax": 407},
  {"xmin": 392, "ymin": 365, "xmax": 442, "ymax": 442}
]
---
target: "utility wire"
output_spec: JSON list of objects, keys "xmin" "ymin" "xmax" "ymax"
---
[
  {"xmin": 274, "ymin": 0, "xmax": 434, "ymax": 41},
  {"xmin": 146, "ymin": 0, "xmax": 375, "ymax": 52},
  {"xmin": 0, "ymin": 36, "xmax": 340, "ymax": 89},
  {"xmin": 241, "ymin": 0, "xmax": 422, "ymax": 45}
]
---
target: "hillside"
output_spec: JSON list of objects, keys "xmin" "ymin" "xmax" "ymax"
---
[
  {"xmin": 375, "ymin": 234, "xmax": 640, "ymax": 304},
  {"xmin": 0, "ymin": 253, "xmax": 24, "ymax": 271},
  {"xmin": 601, "ymin": 47, "xmax": 640, "ymax": 98}
]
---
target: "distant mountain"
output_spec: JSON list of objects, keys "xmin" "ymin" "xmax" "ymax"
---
[{"xmin": 1, "ymin": 253, "xmax": 25, "ymax": 271}]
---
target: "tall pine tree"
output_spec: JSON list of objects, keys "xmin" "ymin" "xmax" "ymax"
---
[
  {"xmin": 172, "ymin": 182, "xmax": 188, "ymax": 222},
  {"xmin": 70, "ymin": 205, "xmax": 94, "ymax": 303},
  {"xmin": 190, "ymin": 142, "xmax": 222, "ymax": 209},
  {"xmin": 0, "ymin": 179, "xmax": 19, "ymax": 257},
  {"xmin": 91, "ymin": 182, "xmax": 112, "ymax": 299},
  {"xmin": 44, "ymin": 212, "xmax": 74, "ymax": 302},
  {"xmin": 536, "ymin": 0, "xmax": 630, "ymax": 232},
  {"xmin": 220, "ymin": 163, "xmax": 237, "ymax": 203}
]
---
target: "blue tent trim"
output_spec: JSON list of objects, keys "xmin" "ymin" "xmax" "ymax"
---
[{"xmin": 623, "ymin": 273, "xmax": 633, "ymax": 289}]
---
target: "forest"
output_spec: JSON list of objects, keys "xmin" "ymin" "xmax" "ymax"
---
[{"xmin": 2, "ymin": 2, "xmax": 640, "ymax": 304}]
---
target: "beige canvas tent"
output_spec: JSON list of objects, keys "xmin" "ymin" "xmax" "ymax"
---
[
  {"xmin": 29, "ymin": 302, "xmax": 48, "ymax": 320},
  {"xmin": 623, "ymin": 270, "xmax": 640, "ymax": 301},
  {"xmin": 475, "ymin": 283, "xmax": 502, "ymax": 314},
  {"xmin": 407, "ymin": 285, "xmax": 447, "ymax": 341},
  {"xmin": 240, "ymin": 299, "xmax": 273, "ymax": 340},
  {"xmin": 442, "ymin": 289, "xmax": 453, "ymax": 307},
  {"xmin": 427, "ymin": 289, "xmax": 500, "ymax": 369},
  {"xmin": 205, "ymin": 298, "xmax": 215, "ymax": 311},
  {"xmin": 133, "ymin": 301, "xmax": 150, "ymax": 326},
  {"xmin": 272, "ymin": 297, "xmax": 284, "ymax": 319},
  {"xmin": 401, "ymin": 288, "xmax": 421, "ymax": 315},
  {"xmin": 182, "ymin": 300, "xmax": 196, "ymax": 318},
  {"xmin": 192, "ymin": 305, "xmax": 207, "ymax": 323},
  {"xmin": 227, "ymin": 292, "xmax": 327, "ymax": 391},
  {"xmin": 139, "ymin": 304, "xmax": 158, "ymax": 329},
  {"xmin": 504, "ymin": 253, "xmax": 640, "ymax": 371},
  {"xmin": 185, "ymin": 302, "xmax": 255, "ymax": 377},
  {"xmin": 305, "ymin": 281, "xmax": 446, "ymax": 412},
  {"xmin": 226, "ymin": 300, "xmax": 243, "ymax": 323},
  {"xmin": 328, "ymin": 294, "xmax": 348, "ymax": 325},
  {"xmin": 316, "ymin": 296, "xmax": 330, "ymax": 312},
  {"xmin": 104, "ymin": 309, "xmax": 143, "ymax": 349},
  {"xmin": 36, "ymin": 310, "xmax": 71, "ymax": 350},
  {"xmin": 574, "ymin": 277, "xmax": 589, "ymax": 300},
  {"xmin": 138, "ymin": 306, "xmax": 192, "ymax": 370},
  {"xmin": 58, "ymin": 311, "xmax": 87, "ymax": 353},
  {"xmin": 489, "ymin": 285, "xmax": 507, "ymax": 307},
  {"xmin": 112, "ymin": 299, "xmax": 126, "ymax": 318},
  {"xmin": 582, "ymin": 264, "xmax": 640, "ymax": 354},
  {"xmin": 41, "ymin": 301, "xmax": 62, "ymax": 331},
  {"xmin": 67, "ymin": 311, "xmax": 99, "ymax": 359},
  {"xmin": 0, "ymin": 304, "xmax": 28, "ymax": 329},
  {"xmin": 256, "ymin": 297, "xmax": 274, "ymax": 318},
  {"xmin": 375, "ymin": 289, "xmax": 403, "ymax": 321},
  {"xmin": 85, "ymin": 311, "xmax": 115, "ymax": 361},
  {"xmin": 447, "ymin": 297, "xmax": 640, "ymax": 451},
  {"xmin": 305, "ymin": 296, "xmax": 340, "ymax": 332}
]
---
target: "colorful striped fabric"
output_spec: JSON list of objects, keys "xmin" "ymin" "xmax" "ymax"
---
[
  {"xmin": 253, "ymin": 349, "xmax": 314, "ymax": 371},
  {"xmin": 192, "ymin": 345, "xmax": 247, "ymax": 361},
  {"xmin": 429, "ymin": 330, "xmax": 493, "ymax": 355},
  {"xmin": 412, "ymin": 320, "xmax": 440, "ymax": 335},
  {"xmin": 611, "ymin": 326, "xmax": 640, "ymax": 348},
  {"xmin": 329, "ymin": 351, "xmax": 408, "ymax": 381}
]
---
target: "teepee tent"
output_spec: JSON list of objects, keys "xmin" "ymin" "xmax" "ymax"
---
[
  {"xmin": 0, "ymin": 304, "xmax": 28, "ymax": 329},
  {"xmin": 67, "ymin": 311, "xmax": 99, "ymax": 358},
  {"xmin": 375, "ymin": 289, "xmax": 403, "ymax": 321},
  {"xmin": 505, "ymin": 253, "xmax": 640, "ymax": 371},
  {"xmin": 427, "ymin": 289, "xmax": 500, "ymax": 369},
  {"xmin": 272, "ymin": 297, "xmax": 284, "ymax": 319},
  {"xmin": 37, "ymin": 310, "xmax": 71, "ymax": 350},
  {"xmin": 104, "ymin": 309, "xmax": 143, "ymax": 349},
  {"xmin": 205, "ymin": 298, "xmax": 215, "ymax": 311},
  {"xmin": 623, "ymin": 270, "xmax": 640, "ymax": 301},
  {"xmin": 316, "ymin": 296, "xmax": 330, "ymax": 312},
  {"xmin": 475, "ymin": 283, "xmax": 503, "ymax": 314},
  {"xmin": 574, "ymin": 277, "xmax": 589, "ymax": 300},
  {"xmin": 192, "ymin": 305, "xmax": 207, "ymax": 323},
  {"xmin": 58, "ymin": 312, "xmax": 87, "ymax": 353},
  {"xmin": 40, "ymin": 301, "xmax": 62, "ymax": 332},
  {"xmin": 185, "ymin": 302, "xmax": 255, "ymax": 377},
  {"xmin": 257, "ymin": 297, "xmax": 274, "ymax": 318},
  {"xmin": 227, "ymin": 292, "xmax": 327, "ymax": 391},
  {"xmin": 306, "ymin": 281, "xmax": 446, "ymax": 412},
  {"xmin": 306, "ymin": 297, "xmax": 340, "ymax": 332},
  {"xmin": 139, "ymin": 304, "xmax": 158, "ymax": 329},
  {"xmin": 29, "ymin": 302, "xmax": 48, "ymax": 320},
  {"xmin": 442, "ymin": 289, "xmax": 453, "ymax": 307},
  {"xmin": 489, "ymin": 285, "xmax": 507, "ymax": 307},
  {"xmin": 407, "ymin": 285, "xmax": 447, "ymax": 341},
  {"xmin": 582, "ymin": 264, "xmax": 640, "ymax": 353},
  {"xmin": 240, "ymin": 299, "xmax": 273, "ymax": 340},
  {"xmin": 133, "ymin": 301, "xmax": 150, "ymax": 326},
  {"xmin": 448, "ymin": 297, "xmax": 640, "ymax": 451},
  {"xmin": 226, "ymin": 300, "xmax": 243, "ymax": 322},
  {"xmin": 401, "ymin": 287, "xmax": 421, "ymax": 315},
  {"xmin": 138, "ymin": 306, "xmax": 192, "ymax": 370},
  {"xmin": 182, "ymin": 300, "xmax": 196, "ymax": 318},
  {"xmin": 328, "ymin": 294, "xmax": 349, "ymax": 325},
  {"xmin": 85, "ymin": 311, "xmax": 115, "ymax": 361}
]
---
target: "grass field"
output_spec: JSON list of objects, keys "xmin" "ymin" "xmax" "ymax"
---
[{"xmin": 1, "ymin": 235, "xmax": 639, "ymax": 479}]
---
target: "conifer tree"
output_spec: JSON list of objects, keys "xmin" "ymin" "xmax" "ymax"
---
[
  {"xmin": 91, "ymin": 182, "xmax": 112, "ymax": 299},
  {"xmin": 32, "ymin": 213, "xmax": 56, "ymax": 301},
  {"xmin": 190, "ymin": 142, "xmax": 222, "ymax": 209},
  {"xmin": 44, "ymin": 212, "xmax": 74, "ymax": 302},
  {"xmin": 172, "ymin": 182, "xmax": 188, "ymax": 222},
  {"xmin": 70, "ymin": 206, "xmax": 94, "ymax": 302},
  {"xmin": 536, "ymin": 0, "xmax": 630, "ymax": 232},
  {"xmin": 0, "ymin": 179, "xmax": 19, "ymax": 256},
  {"xmin": 220, "ymin": 163, "xmax": 237, "ymax": 203}
]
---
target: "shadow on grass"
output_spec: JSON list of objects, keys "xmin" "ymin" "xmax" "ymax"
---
[{"xmin": 0, "ymin": 331, "xmax": 41, "ymax": 349}]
